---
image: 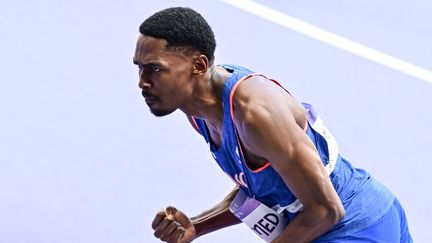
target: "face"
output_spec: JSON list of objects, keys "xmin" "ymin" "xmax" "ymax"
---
[{"xmin": 133, "ymin": 35, "xmax": 196, "ymax": 117}]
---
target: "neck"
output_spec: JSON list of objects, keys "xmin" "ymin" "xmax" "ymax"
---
[{"xmin": 180, "ymin": 64, "xmax": 231, "ymax": 126}]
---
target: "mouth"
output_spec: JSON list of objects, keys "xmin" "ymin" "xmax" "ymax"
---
[
  {"xmin": 145, "ymin": 96, "xmax": 158, "ymax": 104},
  {"xmin": 142, "ymin": 91, "xmax": 158, "ymax": 103}
]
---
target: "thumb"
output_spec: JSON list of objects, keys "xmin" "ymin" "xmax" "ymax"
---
[{"xmin": 165, "ymin": 206, "xmax": 192, "ymax": 228}]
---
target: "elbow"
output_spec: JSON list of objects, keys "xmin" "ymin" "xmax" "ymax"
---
[
  {"xmin": 305, "ymin": 201, "xmax": 345, "ymax": 229},
  {"xmin": 311, "ymin": 200, "xmax": 345, "ymax": 228},
  {"xmin": 327, "ymin": 202, "xmax": 345, "ymax": 226}
]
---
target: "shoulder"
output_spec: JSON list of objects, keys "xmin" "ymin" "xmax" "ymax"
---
[
  {"xmin": 229, "ymin": 75, "xmax": 309, "ymax": 162},
  {"xmin": 231, "ymin": 75, "xmax": 306, "ymax": 130}
]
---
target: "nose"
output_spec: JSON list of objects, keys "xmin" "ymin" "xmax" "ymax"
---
[{"xmin": 138, "ymin": 76, "xmax": 151, "ymax": 90}]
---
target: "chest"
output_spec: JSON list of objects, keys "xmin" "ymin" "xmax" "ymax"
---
[{"xmin": 206, "ymin": 122, "xmax": 268, "ymax": 171}]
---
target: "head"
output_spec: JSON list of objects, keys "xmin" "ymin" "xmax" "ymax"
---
[{"xmin": 134, "ymin": 7, "xmax": 216, "ymax": 117}]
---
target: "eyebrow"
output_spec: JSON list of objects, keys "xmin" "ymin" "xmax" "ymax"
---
[{"xmin": 132, "ymin": 60, "xmax": 161, "ymax": 67}]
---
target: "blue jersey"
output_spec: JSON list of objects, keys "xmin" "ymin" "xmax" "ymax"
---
[{"xmin": 191, "ymin": 64, "xmax": 395, "ymax": 240}]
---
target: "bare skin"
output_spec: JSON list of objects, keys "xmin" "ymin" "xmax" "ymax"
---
[{"xmin": 134, "ymin": 34, "xmax": 345, "ymax": 243}]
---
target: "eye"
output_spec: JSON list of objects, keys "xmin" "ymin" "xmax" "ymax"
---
[
  {"xmin": 137, "ymin": 65, "xmax": 161, "ymax": 75},
  {"xmin": 151, "ymin": 67, "xmax": 161, "ymax": 73}
]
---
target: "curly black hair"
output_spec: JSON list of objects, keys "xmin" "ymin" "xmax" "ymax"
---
[{"xmin": 139, "ymin": 7, "xmax": 216, "ymax": 63}]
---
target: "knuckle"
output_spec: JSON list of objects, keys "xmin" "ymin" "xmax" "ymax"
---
[
  {"xmin": 160, "ymin": 235, "xmax": 169, "ymax": 242},
  {"xmin": 154, "ymin": 230, "xmax": 161, "ymax": 238},
  {"xmin": 154, "ymin": 230, "xmax": 162, "ymax": 237}
]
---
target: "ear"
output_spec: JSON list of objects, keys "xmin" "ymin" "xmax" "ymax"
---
[{"xmin": 192, "ymin": 55, "xmax": 209, "ymax": 76}]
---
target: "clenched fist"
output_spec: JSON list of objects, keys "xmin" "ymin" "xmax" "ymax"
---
[{"xmin": 152, "ymin": 206, "xmax": 196, "ymax": 243}]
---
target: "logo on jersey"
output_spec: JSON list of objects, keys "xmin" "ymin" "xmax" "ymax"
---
[
  {"xmin": 226, "ymin": 171, "xmax": 248, "ymax": 188},
  {"xmin": 234, "ymin": 172, "xmax": 248, "ymax": 188}
]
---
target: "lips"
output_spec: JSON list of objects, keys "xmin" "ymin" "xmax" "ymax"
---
[
  {"xmin": 142, "ymin": 92, "xmax": 158, "ymax": 104},
  {"xmin": 142, "ymin": 91, "xmax": 158, "ymax": 100},
  {"xmin": 145, "ymin": 96, "xmax": 158, "ymax": 104}
]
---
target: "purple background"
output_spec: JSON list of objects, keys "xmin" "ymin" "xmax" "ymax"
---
[{"xmin": 1, "ymin": 0, "xmax": 431, "ymax": 242}]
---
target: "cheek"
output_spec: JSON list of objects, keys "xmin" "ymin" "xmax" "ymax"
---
[
  {"xmin": 169, "ymin": 72, "xmax": 192, "ymax": 91},
  {"xmin": 171, "ymin": 60, "xmax": 193, "ymax": 79}
]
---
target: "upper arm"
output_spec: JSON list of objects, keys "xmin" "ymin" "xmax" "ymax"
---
[{"xmin": 232, "ymin": 76, "xmax": 341, "ymax": 209}]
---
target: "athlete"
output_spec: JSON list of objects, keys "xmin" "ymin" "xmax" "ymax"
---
[{"xmin": 134, "ymin": 7, "xmax": 413, "ymax": 243}]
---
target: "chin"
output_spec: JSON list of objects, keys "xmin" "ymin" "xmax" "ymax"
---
[{"xmin": 150, "ymin": 108, "xmax": 175, "ymax": 117}]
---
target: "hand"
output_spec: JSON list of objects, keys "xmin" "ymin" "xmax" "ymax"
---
[{"xmin": 152, "ymin": 206, "xmax": 197, "ymax": 243}]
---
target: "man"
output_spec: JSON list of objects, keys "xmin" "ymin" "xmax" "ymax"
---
[{"xmin": 134, "ymin": 7, "xmax": 412, "ymax": 243}]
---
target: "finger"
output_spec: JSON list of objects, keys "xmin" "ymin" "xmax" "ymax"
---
[
  {"xmin": 152, "ymin": 211, "xmax": 166, "ymax": 230},
  {"xmin": 160, "ymin": 221, "xmax": 180, "ymax": 242},
  {"xmin": 166, "ymin": 227, "xmax": 185, "ymax": 243},
  {"xmin": 165, "ymin": 206, "xmax": 192, "ymax": 228},
  {"xmin": 154, "ymin": 218, "xmax": 174, "ymax": 238}
]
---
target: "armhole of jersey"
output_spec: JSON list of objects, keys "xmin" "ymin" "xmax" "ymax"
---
[
  {"xmin": 229, "ymin": 74, "xmax": 271, "ymax": 173},
  {"xmin": 188, "ymin": 116, "xmax": 201, "ymax": 135},
  {"xmin": 229, "ymin": 74, "xmax": 259, "ymax": 122}
]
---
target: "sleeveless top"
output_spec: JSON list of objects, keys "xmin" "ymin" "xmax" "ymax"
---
[{"xmin": 191, "ymin": 64, "xmax": 395, "ymax": 240}]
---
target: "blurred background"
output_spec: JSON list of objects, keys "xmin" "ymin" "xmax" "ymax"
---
[{"xmin": 1, "ymin": 0, "xmax": 431, "ymax": 242}]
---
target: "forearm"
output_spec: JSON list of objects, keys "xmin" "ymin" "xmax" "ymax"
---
[
  {"xmin": 191, "ymin": 187, "xmax": 242, "ymax": 238},
  {"xmin": 272, "ymin": 204, "xmax": 345, "ymax": 243}
]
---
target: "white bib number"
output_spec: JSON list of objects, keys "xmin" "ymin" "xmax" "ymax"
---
[{"xmin": 230, "ymin": 190, "xmax": 288, "ymax": 242}]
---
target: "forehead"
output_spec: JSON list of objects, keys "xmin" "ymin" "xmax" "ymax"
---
[
  {"xmin": 133, "ymin": 35, "xmax": 167, "ymax": 63},
  {"xmin": 133, "ymin": 35, "xmax": 190, "ymax": 65}
]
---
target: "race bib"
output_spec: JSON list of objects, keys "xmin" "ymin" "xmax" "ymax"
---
[{"xmin": 230, "ymin": 190, "xmax": 288, "ymax": 242}]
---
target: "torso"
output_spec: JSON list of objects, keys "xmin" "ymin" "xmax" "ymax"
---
[{"xmin": 189, "ymin": 64, "xmax": 396, "ymax": 240}]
